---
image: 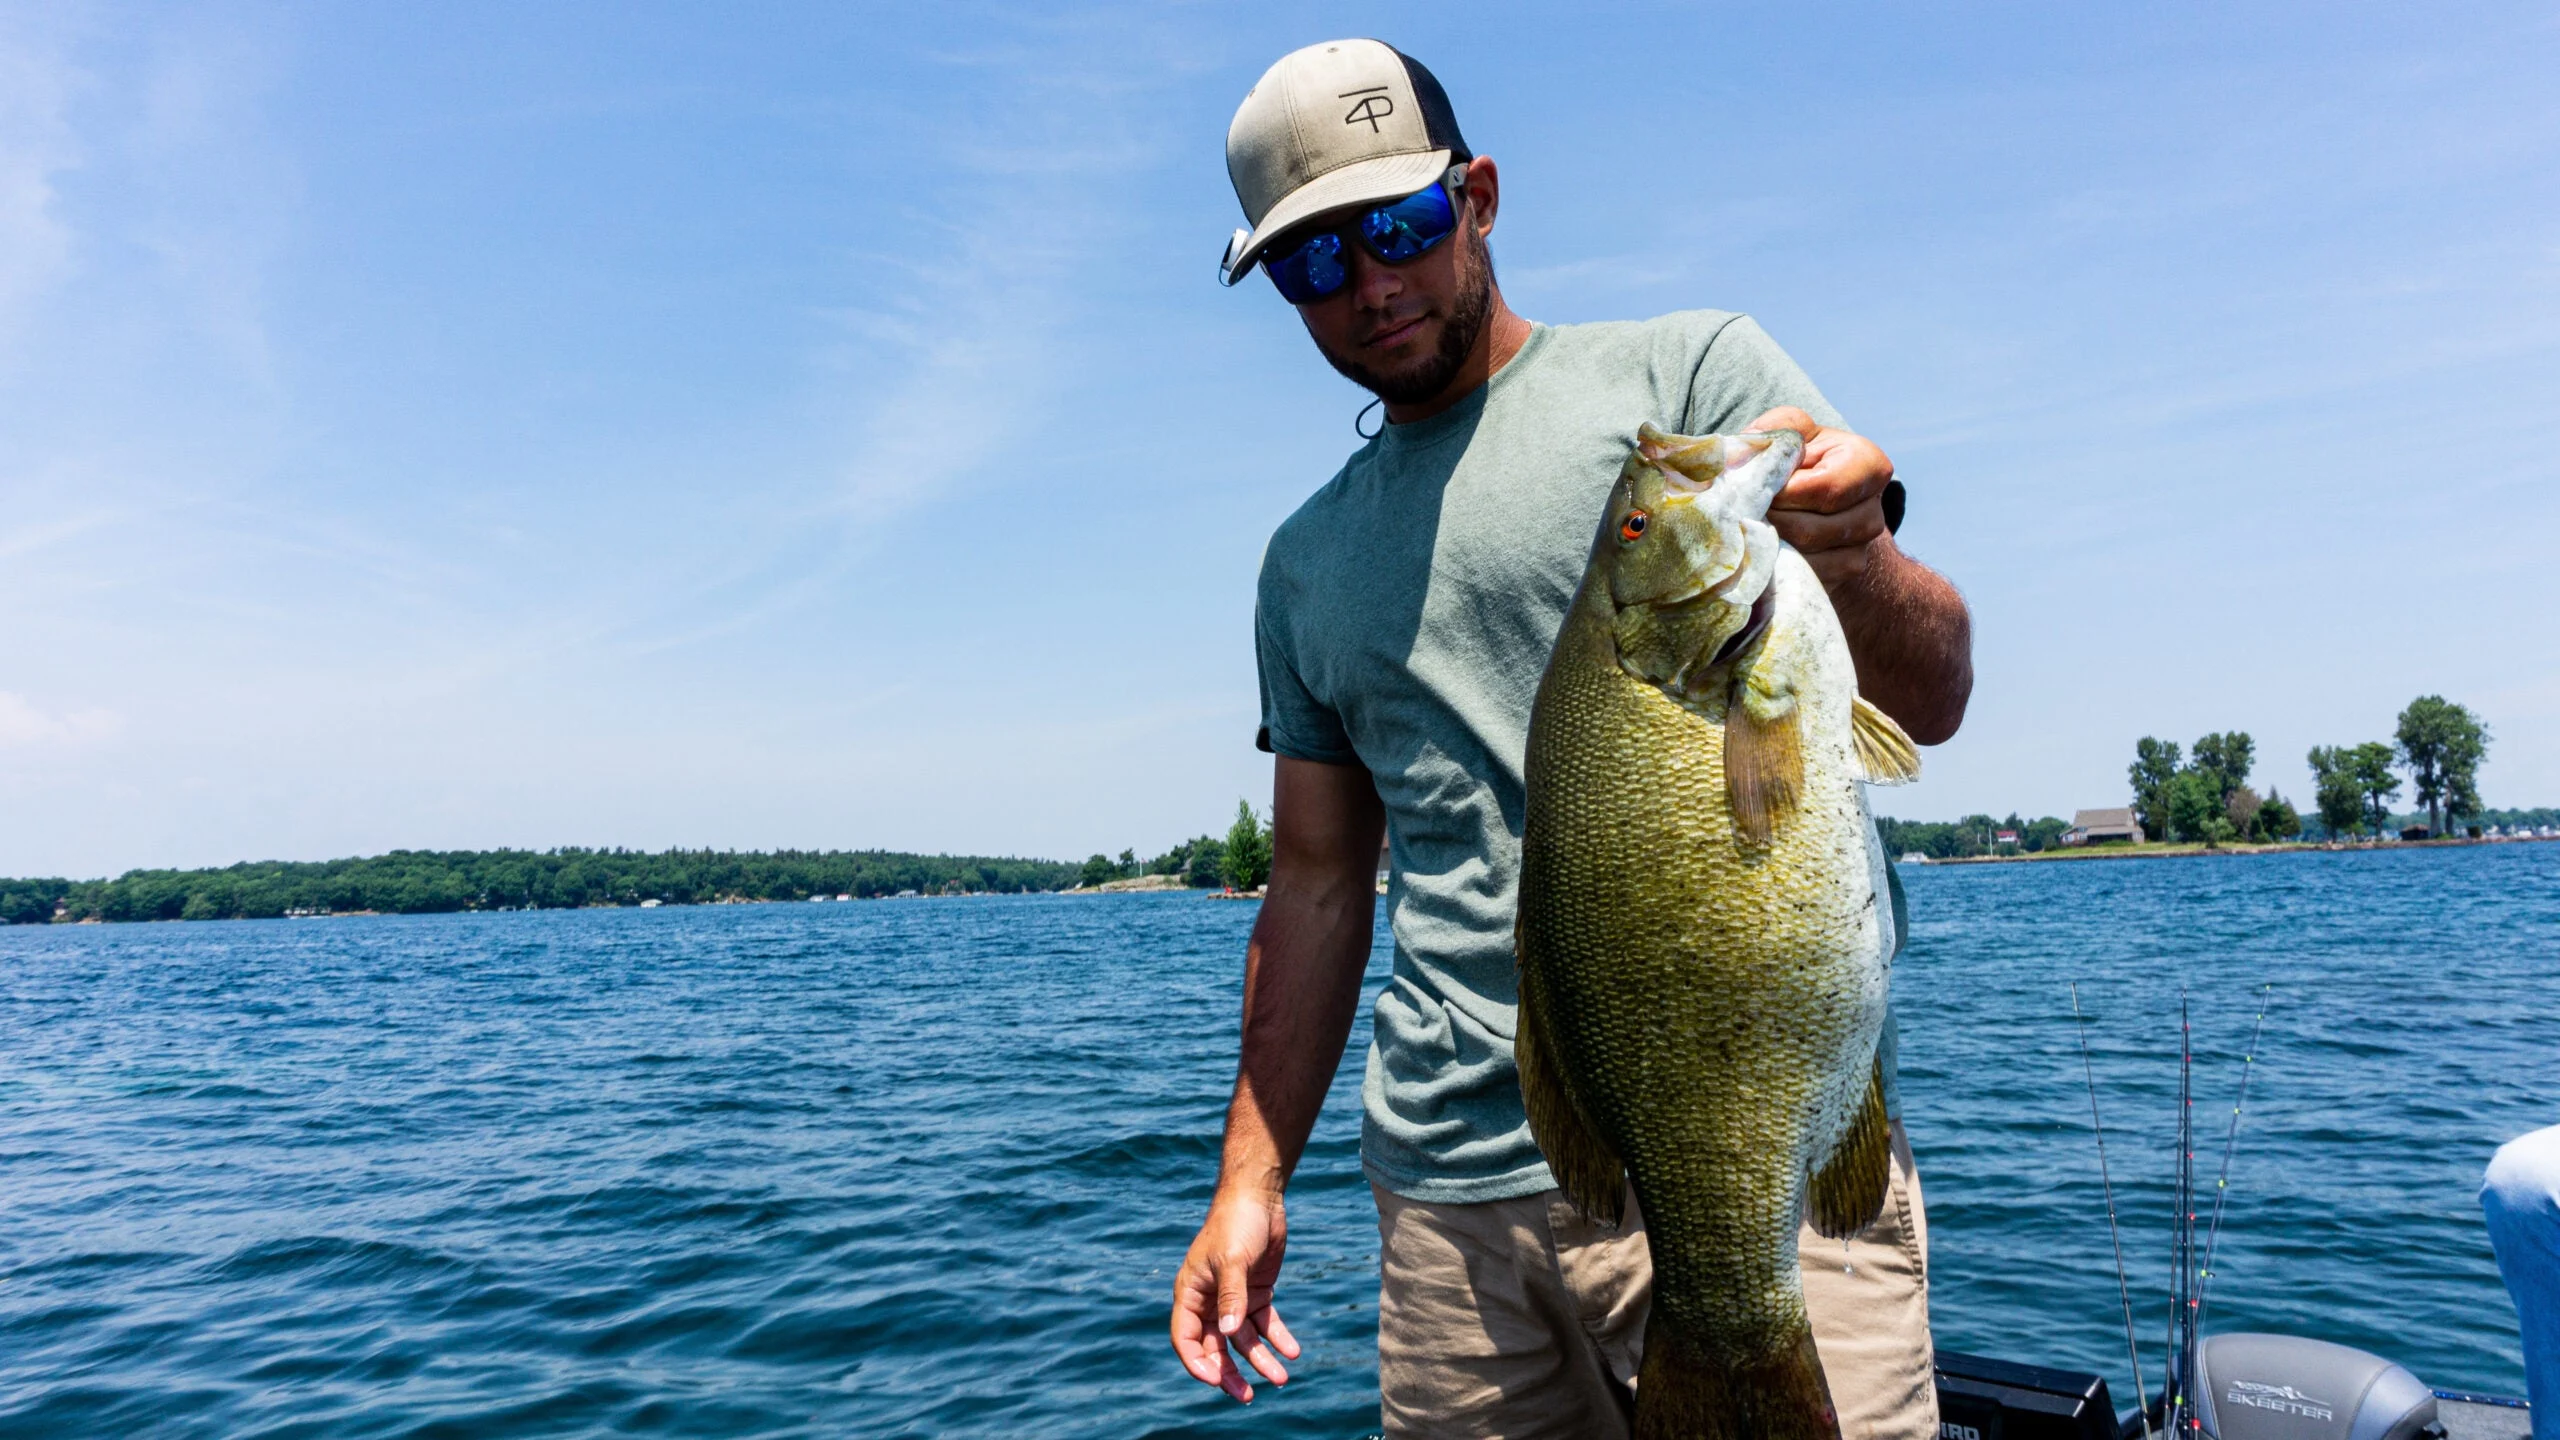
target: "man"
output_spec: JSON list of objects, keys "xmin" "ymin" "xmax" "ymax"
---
[{"xmin": 1169, "ymin": 39, "xmax": 1974, "ymax": 1439}]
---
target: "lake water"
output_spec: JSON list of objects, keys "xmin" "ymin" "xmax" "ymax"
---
[{"xmin": 1, "ymin": 843, "xmax": 2552, "ymax": 1437}]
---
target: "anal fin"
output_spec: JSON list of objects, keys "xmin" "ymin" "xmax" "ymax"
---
[
  {"xmin": 1514, "ymin": 955, "xmax": 1624, "ymax": 1225},
  {"xmin": 1850, "ymin": 696, "xmax": 1922, "ymax": 785},
  {"xmin": 1807, "ymin": 1056, "xmax": 1892, "ymax": 1239}
]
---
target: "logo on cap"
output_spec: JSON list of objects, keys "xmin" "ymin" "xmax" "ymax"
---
[{"xmin": 1339, "ymin": 86, "xmax": 1394, "ymax": 132}]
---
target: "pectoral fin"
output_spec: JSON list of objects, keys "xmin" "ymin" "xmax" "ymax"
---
[
  {"xmin": 1514, "ymin": 955, "xmax": 1625, "ymax": 1225},
  {"xmin": 1850, "ymin": 696, "xmax": 1922, "ymax": 785},
  {"xmin": 1806, "ymin": 1057, "xmax": 1892, "ymax": 1239},
  {"xmin": 1726, "ymin": 691, "xmax": 1803, "ymax": 846}
]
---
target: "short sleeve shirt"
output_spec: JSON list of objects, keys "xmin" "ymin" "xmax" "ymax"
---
[{"xmin": 1254, "ymin": 311, "xmax": 1900, "ymax": 1204}]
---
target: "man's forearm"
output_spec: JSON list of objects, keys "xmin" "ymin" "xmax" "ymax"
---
[
  {"xmin": 1828, "ymin": 534, "xmax": 1972, "ymax": 745},
  {"xmin": 1217, "ymin": 860, "xmax": 1378, "ymax": 1198}
]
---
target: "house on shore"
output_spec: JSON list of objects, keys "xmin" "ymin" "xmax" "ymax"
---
[{"xmin": 2063, "ymin": 807, "xmax": 2145, "ymax": 846}]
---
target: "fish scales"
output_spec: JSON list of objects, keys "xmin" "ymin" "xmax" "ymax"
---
[{"xmin": 1516, "ymin": 425, "xmax": 1913, "ymax": 1440}]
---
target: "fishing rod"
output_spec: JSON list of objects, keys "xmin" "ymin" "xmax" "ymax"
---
[
  {"xmin": 2193, "ymin": 985, "xmax": 2273, "ymax": 1340},
  {"xmin": 2165, "ymin": 990, "xmax": 2198, "ymax": 1440},
  {"xmin": 2071, "ymin": 981, "xmax": 2153, "ymax": 1440}
]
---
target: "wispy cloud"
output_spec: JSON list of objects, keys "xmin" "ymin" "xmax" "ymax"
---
[
  {"xmin": 816, "ymin": 51, "xmax": 1163, "ymax": 530},
  {"xmin": 0, "ymin": 503, "xmax": 127, "ymax": 561},
  {"xmin": 0, "ymin": 690, "xmax": 117, "ymax": 749},
  {"xmin": 594, "ymin": 27, "xmax": 1184, "ymax": 657},
  {"xmin": 129, "ymin": 9, "xmax": 294, "ymax": 386},
  {"xmin": 0, "ymin": 7, "xmax": 82, "ymax": 352}
]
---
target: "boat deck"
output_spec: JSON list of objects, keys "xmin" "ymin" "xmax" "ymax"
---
[{"xmin": 2437, "ymin": 1393, "xmax": 2532, "ymax": 1440}]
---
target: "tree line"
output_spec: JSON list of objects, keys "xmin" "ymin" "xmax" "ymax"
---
[
  {"xmin": 1079, "ymin": 800, "xmax": 1276, "ymax": 892},
  {"xmin": 2126, "ymin": 731, "xmax": 2302, "ymax": 845},
  {"xmin": 1889, "ymin": 694, "xmax": 2499, "ymax": 856},
  {"xmin": 2305, "ymin": 695, "xmax": 2489, "ymax": 839},
  {"xmin": 2129, "ymin": 695, "xmax": 2490, "ymax": 844},
  {"xmin": 1, "ymin": 847, "xmax": 1082, "ymax": 926},
  {"xmin": 8, "ymin": 800, "xmax": 1300, "ymax": 926},
  {"xmin": 1875, "ymin": 814, "xmax": 2071, "ymax": 860}
]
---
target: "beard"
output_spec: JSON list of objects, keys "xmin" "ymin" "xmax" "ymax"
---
[{"xmin": 1318, "ymin": 231, "xmax": 1495, "ymax": 407}]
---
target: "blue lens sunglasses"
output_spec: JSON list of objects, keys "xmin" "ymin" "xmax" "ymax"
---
[{"xmin": 1219, "ymin": 166, "xmax": 1468, "ymax": 305}]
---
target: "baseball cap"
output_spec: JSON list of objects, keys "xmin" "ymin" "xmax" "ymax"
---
[{"xmin": 1220, "ymin": 39, "xmax": 1471, "ymax": 285}]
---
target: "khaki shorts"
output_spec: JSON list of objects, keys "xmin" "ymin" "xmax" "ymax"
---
[{"xmin": 1373, "ymin": 1121, "xmax": 1935, "ymax": 1440}]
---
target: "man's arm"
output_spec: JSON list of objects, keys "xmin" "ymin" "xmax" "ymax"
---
[
  {"xmin": 1820, "ymin": 535, "xmax": 1972, "ymax": 745},
  {"xmin": 1749, "ymin": 406, "xmax": 1973, "ymax": 744},
  {"xmin": 1169, "ymin": 755, "xmax": 1385, "ymax": 1404}
]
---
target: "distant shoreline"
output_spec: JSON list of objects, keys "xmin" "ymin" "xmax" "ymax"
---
[
  {"xmin": 40, "ymin": 885, "xmax": 1259, "ymax": 926},
  {"xmin": 1903, "ymin": 833, "xmax": 2558, "ymax": 866}
]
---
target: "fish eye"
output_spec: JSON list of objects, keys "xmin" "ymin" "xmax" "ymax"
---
[{"xmin": 1620, "ymin": 510, "xmax": 1649, "ymax": 542}]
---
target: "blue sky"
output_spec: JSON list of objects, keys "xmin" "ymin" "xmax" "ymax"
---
[{"xmin": 2, "ymin": 2, "xmax": 2553, "ymax": 877}]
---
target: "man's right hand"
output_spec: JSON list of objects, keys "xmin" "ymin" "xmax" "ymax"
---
[
  {"xmin": 1171, "ymin": 1188, "xmax": 1300, "ymax": 1402},
  {"xmin": 1165, "ymin": 755, "xmax": 1383, "ymax": 1404}
]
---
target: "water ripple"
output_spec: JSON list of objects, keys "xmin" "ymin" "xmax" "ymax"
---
[{"xmin": 0, "ymin": 846, "xmax": 2550, "ymax": 1436}]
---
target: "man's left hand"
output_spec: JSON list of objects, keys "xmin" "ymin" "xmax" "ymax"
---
[{"xmin": 1747, "ymin": 406, "xmax": 1892, "ymax": 590}]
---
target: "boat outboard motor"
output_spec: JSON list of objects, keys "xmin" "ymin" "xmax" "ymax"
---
[{"xmin": 2195, "ymin": 1334, "xmax": 2441, "ymax": 1440}]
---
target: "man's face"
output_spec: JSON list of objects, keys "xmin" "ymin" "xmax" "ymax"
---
[{"xmin": 1283, "ymin": 166, "xmax": 1497, "ymax": 408}]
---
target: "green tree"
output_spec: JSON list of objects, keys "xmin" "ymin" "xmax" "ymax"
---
[
  {"xmin": 2255, "ymin": 790, "xmax": 2302, "ymax": 841},
  {"xmin": 2395, "ymin": 695, "xmax": 2489, "ymax": 837},
  {"xmin": 2307, "ymin": 746, "xmax": 2367, "ymax": 837},
  {"xmin": 0, "ymin": 879, "xmax": 69, "ymax": 925},
  {"xmin": 1222, "ymin": 800, "xmax": 1274, "ymax": 892},
  {"xmin": 1183, "ymin": 837, "xmax": 1226, "ymax": 888},
  {"xmin": 2129, "ymin": 737, "xmax": 2182, "ymax": 844},
  {"xmin": 2348, "ymin": 741, "xmax": 2403, "ymax": 834},
  {"xmin": 1875, "ymin": 817, "xmax": 1977, "ymax": 859},
  {"xmin": 2023, "ymin": 816, "xmax": 2069, "ymax": 852},
  {"xmin": 2165, "ymin": 770, "xmax": 2230, "ymax": 844},
  {"xmin": 1078, "ymin": 853, "xmax": 1117, "ymax": 888},
  {"xmin": 2444, "ymin": 764, "xmax": 2484, "ymax": 832},
  {"xmin": 2189, "ymin": 732, "xmax": 2255, "ymax": 810},
  {"xmin": 1118, "ymin": 847, "xmax": 1140, "ymax": 879},
  {"xmin": 2395, "ymin": 696, "xmax": 2455, "ymax": 835}
]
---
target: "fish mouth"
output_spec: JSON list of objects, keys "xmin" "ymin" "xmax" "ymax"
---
[
  {"xmin": 1706, "ymin": 587, "xmax": 1776, "ymax": 668},
  {"xmin": 1636, "ymin": 429, "xmax": 1790, "ymax": 499}
]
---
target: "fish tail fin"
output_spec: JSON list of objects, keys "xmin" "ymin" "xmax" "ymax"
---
[{"xmin": 1635, "ymin": 1319, "xmax": 1841, "ymax": 1440}]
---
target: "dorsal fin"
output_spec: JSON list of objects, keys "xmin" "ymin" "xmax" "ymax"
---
[{"xmin": 1850, "ymin": 696, "xmax": 1921, "ymax": 785}]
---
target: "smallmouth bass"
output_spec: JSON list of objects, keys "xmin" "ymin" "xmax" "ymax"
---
[{"xmin": 1515, "ymin": 425, "xmax": 1921, "ymax": 1440}]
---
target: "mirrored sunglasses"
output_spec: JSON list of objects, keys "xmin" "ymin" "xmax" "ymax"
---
[{"xmin": 1252, "ymin": 173, "xmax": 1465, "ymax": 305}]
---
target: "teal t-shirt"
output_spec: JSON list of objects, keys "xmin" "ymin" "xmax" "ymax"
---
[{"xmin": 1254, "ymin": 311, "xmax": 1904, "ymax": 1205}]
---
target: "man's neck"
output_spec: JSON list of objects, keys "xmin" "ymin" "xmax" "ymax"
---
[{"xmin": 1381, "ymin": 296, "xmax": 1533, "ymax": 426}]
